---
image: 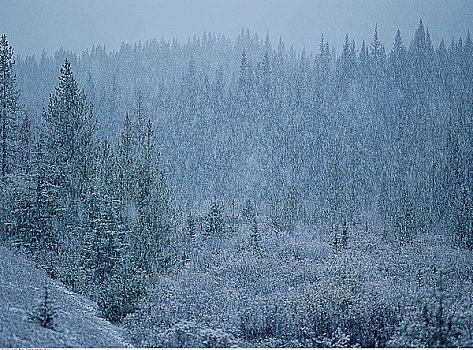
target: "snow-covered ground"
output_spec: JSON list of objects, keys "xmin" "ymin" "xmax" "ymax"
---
[{"xmin": 0, "ymin": 246, "xmax": 130, "ymax": 348}]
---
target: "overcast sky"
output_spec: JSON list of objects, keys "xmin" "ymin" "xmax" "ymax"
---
[{"xmin": 3, "ymin": 0, "xmax": 472, "ymax": 57}]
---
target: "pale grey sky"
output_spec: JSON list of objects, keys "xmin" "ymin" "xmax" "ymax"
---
[{"xmin": 2, "ymin": 0, "xmax": 472, "ymax": 57}]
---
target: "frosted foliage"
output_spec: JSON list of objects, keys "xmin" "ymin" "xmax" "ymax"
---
[
  {"xmin": 142, "ymin": 320, "xmax": 236, "ymax": 348},
  {"xmin": 1, "ymin": 19, "xmax": 473, "ymax": 348},
  {"xmin": 124, "ymin": 221, "xmax": 473, "ymax": 347}
]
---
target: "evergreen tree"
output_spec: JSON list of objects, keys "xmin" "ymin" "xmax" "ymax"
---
[
  {"xmin": 390, "ymin": 29, "xmax": 407, "ymax": 90},
  {"xmin": 0, "ymin": 34, "xmax": 20, "ymax": 182},
  {"xmin": 134, "ymin": 119, "xmax": 172, "ymax": 273},
  {"xmin": 238, "ymin": 49, "xmax": 253, "ymax": 100},
  {"xmin": 410, "ymin": 19, "xmax": 427, "ymax": 72},
  {"xmin": 187, "ymin": 212, "xmax": 196, "ymax": 240},
  {"xmin": 332, "ymin": 217, "xmax": 349, "ymax": 251},
  {"xmin": 42, "ymin": 58, "xmax": 95, "ymax": 200},
  {"xmin": 17, "ymin": 111, "xmax": 33, "ymax": 174},
  {"xmin": 338, "ymin": 33, "xmax": 357, "ymax": 89},
  {"xmin": 84, "ymin": 190, "xmax": 124, "ymax": 287},
  {"xmin": 31, "ymin": 132, "xmax": 60, "ymax": 251},
  {"xmin": 250, "ymin": 214, "xmax": 261, "ymax": 254},
  {"xmin": 393, "ymin": 189, "xmax": 418, "ymax": 245},
  {"xmin": 242, "ymin": 198, "xmax": 255, "ymax": 220},
  {"xmin": 205, "ymin": 197, "xmax": 225, "ymax": 236},
  {"xmin": 451, "ymin": 183, "xmax": 473, "ymax": 249},
  {"xmin": 30, "ymin": 285, "xmax": 57, "ymax": 329},
  {"xmin": 370, "ymin": 25, "xmax": 385, "ymax": 62},
  {"xmin": 282, "ymin": 185, "xmax": 303, "ymax": 233},
  {"xmin": 97, "ymin": 260, "xmax": 146, "ymax": 324},
  {"xmin": 117, "ymin": 113, "xmax": 135, "ymax": 204}
]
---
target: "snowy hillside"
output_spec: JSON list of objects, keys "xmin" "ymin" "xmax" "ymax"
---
[{"xmin": 0, "ymin": 246, "xmax": 130, "ymax": 348}]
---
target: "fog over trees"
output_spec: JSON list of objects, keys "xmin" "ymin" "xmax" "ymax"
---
[{"xmin": 1, "ymin": 18, "xmax": 473, "ymax": 347}]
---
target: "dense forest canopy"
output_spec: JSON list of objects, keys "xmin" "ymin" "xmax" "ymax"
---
[
  {"xmin": 1, "ymin": 19, "xmax": 473, "ymax": 347},
  {"xmin": 12, "ymin": 24, "xmax": 473, "ymax": 211}
]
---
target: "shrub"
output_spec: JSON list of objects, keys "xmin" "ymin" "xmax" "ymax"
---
[
  {"xmin": 389, "ymin": 271, "xmax": 461, "ymax": 347},
  {"xmin": 146, "ymin": 320, "xmax": 236, "ymax": 348}
]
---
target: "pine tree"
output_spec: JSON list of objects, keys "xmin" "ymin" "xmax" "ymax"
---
[
  {"xmin": 30, "ymin": 285, "xmax": 57, "ymax": 329},
  {"xmin": 392, "ymin": 188, "xmax": 418, "ymax": 245},
  {"xmin": 229, "ymin": 198, "xmax": 238, "ymax": 234},
  {"xmin": 318, "ymin": 34, "xmax": 331, "ymax": 80},
  {"xmin": 97, "ymin": 261, "xmax": 146, "ymax": 324},
  {"xmin": 242, "ymin": 198, "xmax": 255, "ymax": 220},
  {"xmin": 84, "ymin": 190, "xmax": 124, "ymax": 287},
  {"xmin": 370, "ymin": 24, "xmax": 386, "ymax": 64},
  {"xmin": 332, "ymin": 217, "xmax": 349, "ymax": 251},
  {"xmin": 205, "ymin": 197, "xmax": 225, "ymax": 236},
  {"xmin": 282, "ymin": 186, "xmax": 302, "ymax": 233},
  {"xmin": 187, "ymin": 212, "xmax": 196, "ymax": 240},
  {"xmin": 32, "ymin": 132, "xmax": 60, "ymax": 251},
  {"xmin": 326, "ymin": 139, "xmax": 345, "ymax": 229},
  {"xmin": 390, "ymin": 29, "xmax": 407, "ymax": 89},
  {"xmin": 135, "ymin": 119, "xmax": 171, "ymax": 273},
  {"xmin": 0, "ymin": 34, "xmax": 20, "ymax": 182},
  {"xmin": 410, "ymin": 20, "xmax": 427, "ymax": 67},
  {"xmin": 0, "ymin": 35, "xmax": 21, "ymax": 244},
  {"xmin": 451, "ymin": 183, "xmax": 473, "ymax": 249},
  {"xmin": 339, "ymin": 33, "xmax": 356, "ymax": 87},
  {"xmin": 117, "ymin": 113, "xmax": 135, "ymax": 204},
  {"xmin": 238, "ymin": 49, "xmax": 253, "ymax": 99},
  {"xmin": 17, "ymin": 111, "xmax": 33, "ymax": 174},
  {"xmin": 42, "ymin": 58, "xmax": 95, "ymax": 200},
  {"xmin": 250, "ymin": 214, "xmax": 261, "ymax": 253}
]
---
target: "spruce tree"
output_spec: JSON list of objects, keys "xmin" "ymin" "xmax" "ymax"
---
[
  {"xmin": 42, "ymin": 58, "xmax": 95, "ymax": 200},
  {"xmin": 0, "ymin": 34, "xmax": 20, "ymax": 182},
  {"xmin": 451, "ymin": 183, "xmax": 473, "ymax": 249},
  {"xmin": 30, "ymin": 285, "xmax": 57, "ymax": 329},
  {"xmin": 117, "ymin": 112, "xmax": 135, "ymax": 205},
  {"xmin": 392, "ymin": 189, "xmax": 418, "ymax": 245},
  {"xmin": 390, "ymin": 29, "xmax": 407, "ymax": 90},
  {"xmin": 97, "ymin": 261, "xmax": 146, "ymax": 324},
  {"xmin": 205, "ymin": 197, "xmax": 225, "ymax": 236},
  {"xmin": 250, "ymin": 214, "xmax": 261, "ymax": 253}
]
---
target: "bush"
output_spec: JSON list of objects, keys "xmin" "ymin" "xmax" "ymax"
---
[
  {"xmin": 389, "ymin": 271, "xmax": 461, "ymax": 347},
  {"xmin": 146, "ymin": 320, "xmax": 236, "ymax": 348},
  {"xmin": 316, "ymin": 327, "xmax": 353, "ymax": 348}
]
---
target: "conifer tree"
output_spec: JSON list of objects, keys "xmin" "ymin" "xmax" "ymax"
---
[
  {"xmin": 390, "ymin": 29, "xmax": 407, "ymax": 90},
  {"xmin": 42, "ymin": 58, "xmax": 95, "ymax": 200},
  {"xmin": 30, "ymin": 285, "xmax": 57, "ymax": 329},
  {"xmin": 117, "ymin": 113, "xmax": 135, "ymax": 204},
  {"xmin": 97, "ymin": 260, "xmax": 146, "ymax": 324},
  {"xmin": 205, "ymin": 197, "xmax": 225, "ymax": 236},
  {"xmin": 250, "ymin": 214, "xmax": 261, "ymax": 253},
  {"xmin": 282, "ymin": 186, "xmax": 302, "ymax": 233},
  {"xmin": 451, "ymin": 183, "xmax": 473, "ymax": 249},
  {"xmin": 0, "ymin": 34, "xmax": 20, "ymax": 182},
  {"xmin": 238, "ymin": 49, "xmax": 253, "ymax": 99}
]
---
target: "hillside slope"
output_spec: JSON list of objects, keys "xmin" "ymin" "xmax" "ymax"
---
[{"xmin": 0, "ymin": 246, "xmax": 130, "ymax": 348}]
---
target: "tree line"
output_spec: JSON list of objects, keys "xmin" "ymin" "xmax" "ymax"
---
[{"xmin": 1, "ymin": 35, "xmax": 174, "ymax": 322}]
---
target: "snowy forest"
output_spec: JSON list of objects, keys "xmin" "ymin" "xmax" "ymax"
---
[{"xmin": 1, "ymin": 19, "xmax": 473, "ymax": 347}]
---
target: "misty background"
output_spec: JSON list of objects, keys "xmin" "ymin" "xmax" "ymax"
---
[{"xmin": 3, "ymin": 0, "xmax": 473, "ymax": 57}]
